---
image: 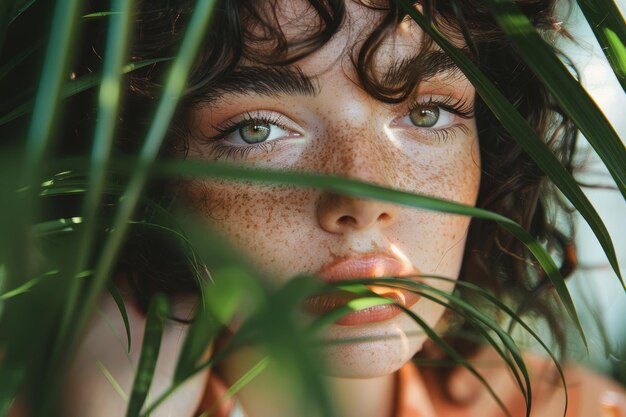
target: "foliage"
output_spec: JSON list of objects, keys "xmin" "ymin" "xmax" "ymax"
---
[{"xmin": 0, "ymin": 0, "xmax": 624, "ymax": 416}]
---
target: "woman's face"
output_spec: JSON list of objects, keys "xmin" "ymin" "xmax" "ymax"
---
[{"xmin": 184, "ymin": 1, "xmax": 480, "ymax": 378}]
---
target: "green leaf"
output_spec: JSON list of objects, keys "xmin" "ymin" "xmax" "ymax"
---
[
  {"xmin": 153, "ymin": 160, "xmax": 587, "ymax": 346},
  {"xmin": 481, "ymin": 0, "xmax": 626, "ymax": 192},
  {"xmin": 9, "ymin": 0, "xmax": 37, "ymax": 23},
  {"xmin": 125, "ymin": 294, "xmax": 169, "ymax": 417},
  {"xmin": 389, "ymin": 276, "xmax": 570, "ymax": 415},
  {"xmin": 95, "ymin": 360, "xmax": 128, "ymax": 401},
  {"xmin": 398, "ymin": 304, "xmax": 514, "ymax": 417},
  {"xmin": 0, "ymin": 58, "xmax": 170, "ymax": 126},
  {"xmin": 82, "ymin": 11, "xmax": 123, "ymax": 20},
  {"xmin": 395, "ymin": 0, "xmax": 622, "ymax": 295},
  {"xmin": 72, "ymin": 0, "xmax": 218, "ymax": 352},
  {"xmin": 0, "ymin": 270, "xmax": 59, "ymax": 301},
  {"xmin": 576, "ymin": 0, "xmax": 626, "ymax": 91},
  {"xmin": 0, "ymin": 39, "xmax": 44, "ymax": 80},
  {"xmin": 107, "ymin": 282, "xmax": 132, "ymax": 353},
  {"xmin": 53, "ymin": 0, "xmax": 136, "ymax": 381},
  {"xmin": 21, "ymin": 0, "xmax": 82, "ymax": 190},
  {"xmin": 202, "ymin": 357, "xmax": 270, "ymax": 417}
]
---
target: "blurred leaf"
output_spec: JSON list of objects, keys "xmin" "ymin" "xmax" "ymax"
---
[
  {"xmin": 9, "ymin": 0, "xmax": 37, "ymax": 23},
  {"xmin": 372, "ymin": 275, "xmax": 570, "ymax": 415},
  {"xmin": 0, "ymin": 39, "xmax": 44, "ymax": 80},
  {"xmin": 576, "ymin": 0, "xmax": 626, "ymax": 91},
  {"xmin": 21, "ymin": 0, "xmax": 82, "ymax": 191},
  {"xmin": 95, "ymin": 360, "xmax": 128, "ymax": 401},
  {"xmin": 33, "ymin": 217, "xmax": 82, "ymax": 236},
  {"xmin": 0, "ymin": 58, "xmax": 170, "ymax": 126},
  {"xmin": 203, "ymin": 356, "xmax": 270, "ymax": 417},
  {"xmin": 0, "ymin": 366, "xmax": 25, "ymax": 417},
  {"xmin": 82, "ymin": 11, "xmax": 123, "ymax": 20},
  {"xmin": 154, "ymin": 160, "xmax": 586, "ymax": 345},
  {"xmin": 0, "ymin": 270, "xmax": 59, "ymax": 301},
  {"xmin": 107, "ymin": 282, "xmax": 132, "ymax": 353},
  {"xmin": 482, "ymin": 0, "xmax": 626, "ymax": 196},
  {"xmin": 172, "ymin": 267, "xmax": 248, "ymax": 385},
  {"xmin": 71, "ymin": 0, "xmax": 218, "ymax": 359},
  {"xmin": 125, "ymin": 294, "xmax": 169, "ymax": 417},
  {"xmin": 53, "ymin": 0, "xmax": 136, "ymax": 387},
  {"xmin": 260, "ymin": 276, "xmax": 338, "ymax": 417},
  {"xmin": 399, "ymin": 303, "xmax": 514, "ymax": 417},
  {"xmin": 396, "ymin": 0, "xmax": 623, "ymax": 295}
]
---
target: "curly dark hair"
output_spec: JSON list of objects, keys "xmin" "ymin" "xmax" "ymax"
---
[{"xmin": 87, "ymin": 0, "xmax": 577, "ymax": 383}]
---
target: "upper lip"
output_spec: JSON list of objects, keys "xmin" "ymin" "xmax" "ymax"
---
[{"xmin": 316, "ymin": 253, "xmax": 418, "ymax": 283}]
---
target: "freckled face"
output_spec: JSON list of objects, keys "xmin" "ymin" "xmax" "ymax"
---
[{"xmin": 183, "ymin": 2, "xmax": 480, "ymax": 378}]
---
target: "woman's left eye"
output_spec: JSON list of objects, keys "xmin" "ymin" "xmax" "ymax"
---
[
  {"xmin": 234, "ymin": 121, "xmax": 292, "ymax": 144},
  {"xmin": 220, "ymin": 118, "xmax": 298, "ymax": 145},
  {"xmin": 400, "ymin": 104, "xmax": 455, "ymax": 129}
]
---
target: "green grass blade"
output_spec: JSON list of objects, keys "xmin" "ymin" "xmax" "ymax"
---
[
  {"xmin": 324, "ymin": 281, "xmax": 532, "ymax": 414},
  {"xmin": 96, "ymin": 360, "xmax": 129, "ymax": 401},
  {"xmin": 395, "ymin": 0, "xmax": 623, "ymax": 293},
  {"xmin": 20, "ymin": 0, "xmax": 81, "ymax": 189},
  {"xmin": 153, "ymin": 160, "xmax": 586, "ymax": 345},
  {"xmin": 202, "ymin": 357, "xmax": 270, "ymax": 417},
  {"xmin": 482, "ymin": 0, "xmax": 626, "ymax": 195},
  {"xmin": 66, "ymin": 1, "xmax": 218, "ymax": 403},
  {"xmin": 0, "ymin": 270, "xmax": 59, "ymax": 301},
  {"xmin": 9, "ymin": 0, "xmax": 37, "ymax": 24},
  {"xmin": 0, "ymin": 57, "xmax": 170, "ymax": 126},
  {"xmin": 125, "ymin": 294, "xmax": 169, "ymax": 417},
  {"xmin": 576, "ymin": 0, "xmax": 626, "ymax": 91},
  {"xmin": 107, "ymin": 282, "xmax": 132, "ymax": 353},
  {"xmin": 173, "ymin": 303, "xmax": 220, "ymax": 383},
  {"xmin": 52, "ymin": 0, "xmax": 135, "ymax": 379},
  {"xmin": 0, "ymin": 39, "xmax": 44, "ymax": 80},
  {"xmin": 384, "ymin": 275, "xmax": 570, "ymax": 416},
  {"xmin": 398, "ymin": 305, "xmax": 513, "ymax": 417},
  {"xmin": 82, "ymin": 11, "xmax": 123, "ymax": 20}
]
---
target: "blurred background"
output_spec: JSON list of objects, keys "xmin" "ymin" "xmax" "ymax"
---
[{"xmin": 559, "ymin": 0, "xmax": 626, "ymax": 384}]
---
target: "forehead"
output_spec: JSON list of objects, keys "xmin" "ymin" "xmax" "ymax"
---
[{"xmin": 250, "ymin": 0, "xmax": 428, "ymax": 71}]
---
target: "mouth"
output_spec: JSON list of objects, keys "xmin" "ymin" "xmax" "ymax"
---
[{"xmin": 303, "ymin": 254, "xmax": 421, "ymax": 326}]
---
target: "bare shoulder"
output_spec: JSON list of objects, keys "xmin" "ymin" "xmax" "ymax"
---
[{"xmin": 421, "ymin": 347, "xmax": 626, "ymax": 417}]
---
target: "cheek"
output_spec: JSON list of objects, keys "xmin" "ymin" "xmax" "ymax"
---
[{"xmin": 180, "ymin": 179, "xmax": 320, "ymax": 280}]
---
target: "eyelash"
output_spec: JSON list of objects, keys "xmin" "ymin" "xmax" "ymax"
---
[
  {"xmin": 209, "ymin": 141, "xmax": 279, "ymax": 159},
  {"xmin": 208, "ymin": 112, "xmax": 290, "ymax": 142},
  {"xmin": 409, "ymin": 95, "xmax": 474, "ymax": 119},
  {"xmin": 404, "ymin": 95, "xmax": 474, "ymax": 143}
]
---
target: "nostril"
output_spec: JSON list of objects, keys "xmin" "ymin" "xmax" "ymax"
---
[
  {"xmin": 337, "ymin": 215, "xmax": 357, "ymax": 226},
  {"xmin": 378, "ymin": 213, "xmax": 391, "ymax": 223}
]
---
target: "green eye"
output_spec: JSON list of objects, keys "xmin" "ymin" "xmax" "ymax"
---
[
  {"xmin": 239, "ymin": 122, "xmax": 271, "ymax": 143},
  {"xmin": 409, "ymin": 106, "xmax": 440, "ymax": 128}
]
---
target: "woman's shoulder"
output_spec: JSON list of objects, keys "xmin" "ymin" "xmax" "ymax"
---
[{"xmin": 409, "ymin": 347, "xmax": 626, "ymax": 417}]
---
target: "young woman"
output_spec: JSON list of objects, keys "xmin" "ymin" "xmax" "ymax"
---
[{"xmin": 57, "ymin": 0, "xmax": 625, "ymax": 416}]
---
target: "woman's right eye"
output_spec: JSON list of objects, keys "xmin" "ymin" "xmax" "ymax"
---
[
  {"xmin": 212, "ymin": 113, "xmax": 303, "ymax": 146},
  {"xmin": 234, "ymin": 121, "xmax": 291, "ymax": 144}
]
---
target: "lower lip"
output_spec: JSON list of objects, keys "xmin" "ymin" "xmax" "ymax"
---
[{"xmin": 304, "ymin": 288, "xmax": 419, "ymax": 326}]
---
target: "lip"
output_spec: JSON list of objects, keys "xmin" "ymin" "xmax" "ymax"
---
[{"xmin": 304, "ymin": 255, "xmax": 421, "ymax": 326}]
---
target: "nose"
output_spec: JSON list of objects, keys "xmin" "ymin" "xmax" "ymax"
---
[
  {"xmin": 313, "ymin": 89, "xmax": 402, "ymax": 234},
  {"xmin": 316, "ymin": 192, "xmax": 398, "ymax": 234}
]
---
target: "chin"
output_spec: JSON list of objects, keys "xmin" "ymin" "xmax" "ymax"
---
[{"xmin": 314, "ymin": 314, "xmax": 429, "ymax": 379}]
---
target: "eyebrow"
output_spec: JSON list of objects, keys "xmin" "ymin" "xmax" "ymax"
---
[
  {"xmin": 383, "ymin": 49, "xmax": 468, "ymax": 88},
  {"xmin": 196, "ymin": 49, "xmax": 467, "ymax": 103},
  {"xmin": 197, "ymin": 66, "xmax": 319, "ymax": 102}
]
